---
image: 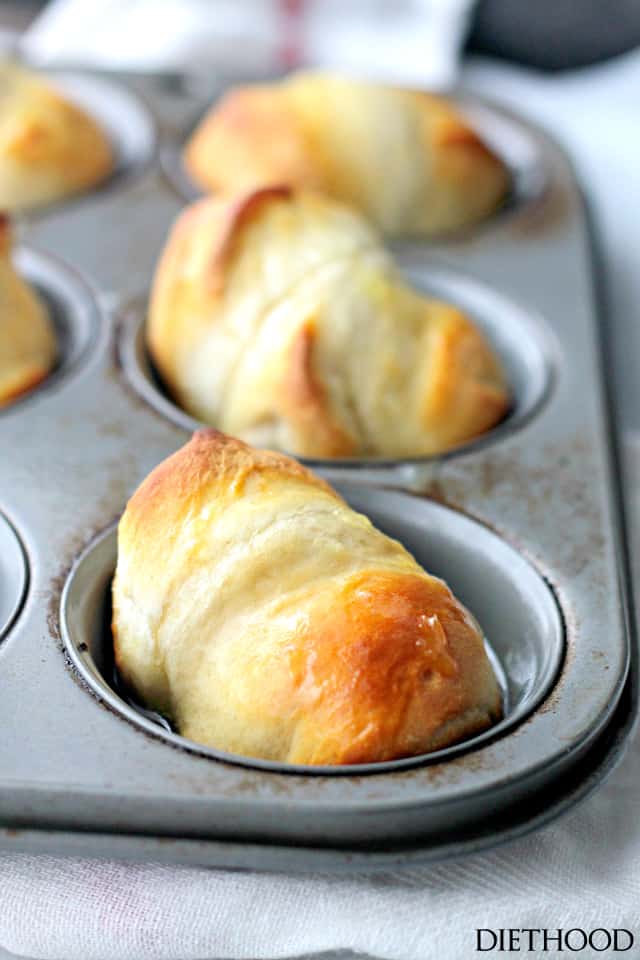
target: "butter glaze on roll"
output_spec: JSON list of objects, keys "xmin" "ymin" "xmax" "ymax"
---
[
  {"xmin": 0, "ymin": 62, "xmax": 113, "ymax": 211},
  {"xmin": 147, "ymin": 187, "xmax": 510, "ymax": 459},
  {"xmin": 112, "ymin": 430, "xmax": 502, "ymax": 766},
  {"xmin": 0, "ymin": 217, "xmax": 56, "ymax": 406},
  {"xmin": 184, "ymin": 71, "xmax": 509, "ymax": 237}
]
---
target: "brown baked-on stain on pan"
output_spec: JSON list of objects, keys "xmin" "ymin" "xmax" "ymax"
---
[
  {"xmin": 112, "ymin": 429, "xmax": 502, "ymax": 767},
  {"xmin": 0, "ymin": 214, "xmax": 57, "ymax": 407},
  {"xmin": 183, "ymin": 71, "xmax": 510, "ymax": 238}
]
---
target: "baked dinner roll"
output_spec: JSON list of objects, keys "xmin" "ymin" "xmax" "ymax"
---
[
  {"xmin": 0, "ymin": 61, "xmax": 113, "ymax": 211},
  {"xmin": 148, "ymin": 188, "xmax": 510, "ymax": 459},
  {"xmin": 113, "ymin": 430, "xmax": 502, "ymax": 765},
  {"xmin": 184, "ymin": 71, "xmax": 509, "ymax": 236},
  {"xmin": 0, "ymin": 217, "xmax": 56, "ymax": 406}
]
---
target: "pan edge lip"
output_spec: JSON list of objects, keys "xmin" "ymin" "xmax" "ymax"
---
[{"xmin": 2, "ymin": 670, "xmax": 632, "ymax": 868}]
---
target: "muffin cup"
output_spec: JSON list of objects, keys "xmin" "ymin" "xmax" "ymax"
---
[
  {"xmin": 117, "ymin": 262, "xmax": 555, "ymax": 488},
  {"xmin": 161, "ymin": 93, "xmax": 549, "ymax": 239},
  {"xmin": 60, "ymin": 489, "xmax": 564, "ymax": 774},
  {"xmin": 0, "ymin": 245, "xmax": 101, "ymax": 413}
]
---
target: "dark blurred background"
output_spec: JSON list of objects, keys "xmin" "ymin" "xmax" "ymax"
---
[{"xmin": 467, "ymin": 0, "xmax": 640, "ymax": 70}]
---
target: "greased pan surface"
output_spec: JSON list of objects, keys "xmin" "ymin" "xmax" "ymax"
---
[{"xmin": 0, "ymin": 71, "xmax": 634, "ymax": 869}]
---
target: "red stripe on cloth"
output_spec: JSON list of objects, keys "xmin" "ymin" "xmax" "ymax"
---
[{"xmin": 279, "ymin": 0, "xmax": 305, "ymax": 69}]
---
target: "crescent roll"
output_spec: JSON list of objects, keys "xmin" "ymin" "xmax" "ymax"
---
[
  {"xmin": 184, "ymin": 71, "xmax": 509, "ymax": 236},
  {"xmin": 0, "ymin": 61, "xmax": 114, "ymax": 211},
  {"xmin": 0, "ymin": 217, "xmax": 56, "ymax": 406},
  {"xmin": 112, "ymin": 430, "xmax": 502, "ymax": 765},
  {"xmin": 148, "ymin": 188, "xmax": 509, "ymax": 459}
]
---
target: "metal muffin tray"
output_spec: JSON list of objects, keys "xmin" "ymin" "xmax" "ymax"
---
[{"xmin": 0, "ymin": 69, "xmax": 635, "ymax": 870}]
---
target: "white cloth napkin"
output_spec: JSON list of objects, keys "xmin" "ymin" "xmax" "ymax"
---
[
  {"xmin": 22, "ymin": 0, "xmax": 477, "ymax": 88},
  {"xmin": 2, "ymin": 39, "xmax": 640, "ymax": 960}
]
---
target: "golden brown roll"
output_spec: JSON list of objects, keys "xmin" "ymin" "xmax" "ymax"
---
[
  {"xmin": 148, "ymin": 188, "xmax": 509, "ymax": 459},
  {"xmin": 0, "ymin": 61, "xmax": 114, "ymax": 211},
  {"xmin": 112, "ymin": 430, "xmax": 502, "ymax": 765},
  {"xmin": 0, "ymin": 217, "xmax": 56, "ymax": 406},
  {"xmin": 184, "ymin": 71, "xmax": 509, "ymax": 237}
]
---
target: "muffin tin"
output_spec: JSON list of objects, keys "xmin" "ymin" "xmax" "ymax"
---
[{"xmin": 0, "ymin": 68, "xmax": 634, "ymax": 870}]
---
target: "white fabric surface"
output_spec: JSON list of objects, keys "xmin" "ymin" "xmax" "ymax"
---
[
  {"xmin": 23, "ymin": 0, "xmax": 476, "ymax": 88},
  {"xmin": 1, "ymin": 36, "xmax": 640, "ymax": 960}
]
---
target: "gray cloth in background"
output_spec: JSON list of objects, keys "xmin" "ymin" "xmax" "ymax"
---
[{"xmin": 468, "ymin": 0, "xmax": 640, "ymax": 70}]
